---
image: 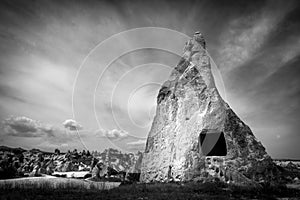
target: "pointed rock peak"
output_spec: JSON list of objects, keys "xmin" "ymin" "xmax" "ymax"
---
[
  {"xmin": 182, "ymin": 31, "xmax": 207, "ymax": 66},
  {"xmin": 193, "ymin": 31, "xmax": 206, "ymax": 48},
  {"xmin": 183, "ymin": 31, "xmax": 206, "ymax": 51}
]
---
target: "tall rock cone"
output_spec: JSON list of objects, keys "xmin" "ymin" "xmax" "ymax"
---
[{"xmin": 140, "ymin": 32, "xmax": 277, "ymax": 185}]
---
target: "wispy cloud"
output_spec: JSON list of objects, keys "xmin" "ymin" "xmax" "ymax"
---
[
  {"xmin": 127, "ymin": 139, "xmax": 146, "ymax": 151},
  {"xmin": 127, "ymin": 139, "xmax": 146, "ymax": 146},
  {"xmin": 257, "ymin": 38, "xmax": 300, "ymax": 80},
  {"xmin": 217, "ymin": 0, "xmax": 295, "ymax": 72}
]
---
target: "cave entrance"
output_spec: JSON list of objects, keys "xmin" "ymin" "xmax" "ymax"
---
[{"xmin": 199, "ymin": 129, "xmax": 227, "ymax": 156}]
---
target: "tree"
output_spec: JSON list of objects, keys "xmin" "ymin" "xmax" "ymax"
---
[{"xmin": 54, "ymin": 148, "xmax": 60, "ymax": 155}]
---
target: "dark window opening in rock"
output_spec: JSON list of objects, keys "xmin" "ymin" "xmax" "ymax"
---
[{"xmin": 199, "ymin": 129, "xmax": 227, "ymax": 156}]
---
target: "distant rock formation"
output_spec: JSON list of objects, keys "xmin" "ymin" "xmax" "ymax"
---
[
  {"xmin": 95, "ymin": 148, "xmax": 143, "ymax": 173},
  {"xmin": 0, "ymin": 146, "xmax": 142, "ymax": 179},
  {"xmin": 140, "ymin": 32, "xmax": 278, "ymax": 185}
]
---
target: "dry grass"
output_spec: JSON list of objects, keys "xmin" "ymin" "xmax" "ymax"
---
[
  {"xmin": 0, "ymin": 177, "xmax": 120, "ymax": 190},
  {"xmin": 0, "ymin": 180, "xmax": 299, "ymax": 200}
]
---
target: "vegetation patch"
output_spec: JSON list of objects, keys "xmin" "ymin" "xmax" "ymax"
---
[{"xmin": 1, "ymin": 182, "xmax": 299, "ymax": 200}]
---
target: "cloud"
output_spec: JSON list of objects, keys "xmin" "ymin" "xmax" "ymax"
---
[
  {"xmin": 254, "ymin": 38, "xmax": 300, "ymax": 84},
  {"xmin": 217, "ymin": 1, "xmax": 295, "ymax": 72},
  {"xmin": 224, "ymin": 36, "xmax": 300, "ymax": 96},
  {"xmin": 127, "ymin": 139, "xmax": 146, "ymax": 146},
  {"xmin": 2, "ymin": 116, "xmax": 54, "ymax": 137},
  {"xmin": 62, "ymin": 119, "xmax": 83, "ymax": 131},
  {"xmin": 96, "ymin": 128, "xmax": 129, "ymax": 140},
  {"xmin": 105, "ymin": 129, "xmax": 129, "ymax": 139},
  {"xmin": 0, "ymin": 116, "xmax": 89, "ymax": 151},
  {"xmin": 127, "ymin": 139, "xmax": 146, "ymax": 152}
]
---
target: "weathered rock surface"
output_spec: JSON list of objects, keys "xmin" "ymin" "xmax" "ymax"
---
[{"xmin": 140, "ymin": 32, "xmax": 278, "ymax": 185}]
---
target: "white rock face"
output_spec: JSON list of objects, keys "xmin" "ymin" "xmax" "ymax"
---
[{"xmin": 140, "ymin": 32, "xmax": 277, "ymax": 185}]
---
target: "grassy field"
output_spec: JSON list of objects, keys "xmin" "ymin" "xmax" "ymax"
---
[{"xmin": 0, "ymin": 181, "xmax": 300, "ymax": 200}]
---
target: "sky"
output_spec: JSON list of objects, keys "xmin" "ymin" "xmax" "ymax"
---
[{"xmin": 0, "ymin": 0, "xmax": 299, "ymax": 159}]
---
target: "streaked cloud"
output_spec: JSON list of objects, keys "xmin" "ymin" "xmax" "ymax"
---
[
  {"xmin": 127, "ymin": 139, "xmax": 146, "ymax": 146},
  {"xmin": 217, "ymin": 0, "xmax": 296, "ymax": 72},
  {"xmin": 127, "ymin": 139, "xmax": 146, "ymax": 151}
]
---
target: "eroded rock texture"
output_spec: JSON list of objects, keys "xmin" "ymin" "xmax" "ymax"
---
[{"xmin": 140, "ymin": 32, "xmax": 277, "ymax": 185}]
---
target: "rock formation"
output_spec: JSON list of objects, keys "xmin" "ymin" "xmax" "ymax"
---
[
  {"xmin": 95, "ymin": 148, "xmax": 143, "ymax": 173},
  {"xmin": 140, "ymin": 32, "xmax": 278, "ymax": 185}
]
